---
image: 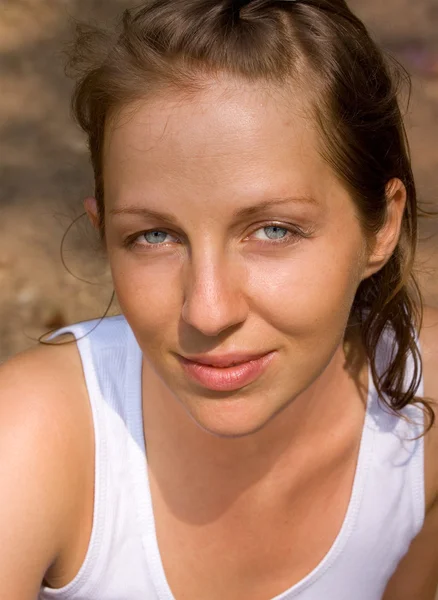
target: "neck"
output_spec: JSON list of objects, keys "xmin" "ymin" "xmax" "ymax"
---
[{"xmin": 141, "ymin": 330, "xmax": 368, "ymax": 501}]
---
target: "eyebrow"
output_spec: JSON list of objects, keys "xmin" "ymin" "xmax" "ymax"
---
[{"xmin": 108, "ymin": 195, "xmax": 319, "ymax": 223}]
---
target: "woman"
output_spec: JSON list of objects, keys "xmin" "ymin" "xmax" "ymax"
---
[{"xmin": 1, "ymin": 0, "xmax": 437, "ymax": 598}]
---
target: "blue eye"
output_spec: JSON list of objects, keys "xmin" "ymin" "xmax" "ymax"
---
[
  {"xmin": 253, "ymin": 226, "xmax": 290, "ymax": 241},
  {"xmin": 144, "ymin": 230, "xmax": 169, "ymax": 244},
  {"xmin": 124, "ymin": 228, "xmax": 181, "ymax": 251}
]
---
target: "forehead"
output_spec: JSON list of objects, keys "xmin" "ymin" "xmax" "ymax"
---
[{"xmin": 103, "ymin": 77, "xmax": 337, "ymax": 208}]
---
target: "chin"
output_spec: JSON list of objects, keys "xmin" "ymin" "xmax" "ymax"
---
[{"xmin": 182, "ymin": 393, "xmax": 284, "ymax": 439}]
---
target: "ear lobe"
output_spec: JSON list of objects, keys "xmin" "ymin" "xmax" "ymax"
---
[
  {"xmin": 362, "ymin": 178, "xmax": 407, "ymax": 280},
  {"xmin": 84, "ymin": 197, "xmax": 100, "ymax": 231}
]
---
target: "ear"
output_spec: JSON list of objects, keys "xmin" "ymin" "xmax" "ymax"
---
[
  {"xmin": 84, "ymin": 197, "xmax": 100, "ymax": 231},
  {"xmin": 362, "ymin": 178, "xmax": 407, "ymax": 280}
]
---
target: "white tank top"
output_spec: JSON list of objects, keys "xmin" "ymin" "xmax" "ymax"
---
[{"xmin": 39, "ymin": 315, "xmax": 425, "ymax": 600}]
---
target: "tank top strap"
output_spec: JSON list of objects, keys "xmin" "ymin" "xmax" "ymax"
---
[
  {"xmin": 365, "ymin": 321, "xmax": 426, "ymax": 538},
  {"xmin": 42, "ymin": 318, "xmax": 114, "ymax": 597}
]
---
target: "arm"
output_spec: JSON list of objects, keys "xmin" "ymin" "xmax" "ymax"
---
[
  {"xmin": 0, "ymin": 344, "xmax": 84, "ymax": 598},
  {"xmin": 382, "ymin": 499, "xmax": 438, "ymax": 600}
]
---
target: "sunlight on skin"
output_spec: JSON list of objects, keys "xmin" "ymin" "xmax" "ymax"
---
[{"xmin": 85, "ymin": 76, "xmax": 406, "ymax": 467}]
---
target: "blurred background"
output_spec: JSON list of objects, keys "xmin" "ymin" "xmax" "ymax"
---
[{"xmin": 0, "ymin": 0, "xmax": 438, "ymax": 362}]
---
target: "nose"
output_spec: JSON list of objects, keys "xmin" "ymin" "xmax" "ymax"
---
[{"xmin": 181, "ymin": 253, "xmax": 248, "ymax": 337}]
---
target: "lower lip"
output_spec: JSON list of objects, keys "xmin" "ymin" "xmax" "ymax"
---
[{"xmin": 178, "ymin": 352, "xmax": 276, "ymax": 392}]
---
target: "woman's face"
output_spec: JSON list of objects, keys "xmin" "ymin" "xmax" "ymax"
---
[{"xmin": 101, "ymin": 77, "xmax": 370, "ymax": 437}]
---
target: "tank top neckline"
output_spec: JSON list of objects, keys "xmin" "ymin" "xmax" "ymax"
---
[{"xmin": 124, "ymin": 324, "xmax": 378, "ymax": 600}]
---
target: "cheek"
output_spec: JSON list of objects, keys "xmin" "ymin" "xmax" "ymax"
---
[
  {"xmin": 246, "ymin": 237, "xmax": 362, "ymax": 333},
  {"xmin": 109, "ymin": 251, "xmax": 182, "ymax": 346}
]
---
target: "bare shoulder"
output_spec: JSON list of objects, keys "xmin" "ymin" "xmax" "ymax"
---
[
  {"xmin": 419, "ymin": 304, "xmax": 438, "ymax": 394},
  {"xmin": 0, "ymin": 338, "xmax": 93, "ymax": 596},
  {"xmin": 0, "ymin": 336, "xmax": 91, "ymax": 445},
  {"xmin": 418, "ymin": 305, "xmax": 438, "ymax": 509}
]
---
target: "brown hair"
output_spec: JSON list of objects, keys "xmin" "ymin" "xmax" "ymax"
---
[{"xmin": 66, "ymin": 0, "xmax": 434, "ymax": 433}]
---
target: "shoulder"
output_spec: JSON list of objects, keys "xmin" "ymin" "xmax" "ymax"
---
[
  {"xmin": 0, "ymin": 335, "xmax": 91, "ymax": 436},
  {"xmin": 418, "ymin": 305, "xmax": 438, "ymax": 510},
  {"xmin": 419, "ymin": 304, "xmax": 438, "ymax": 390},
  {"xmin": 0, "ymin": 338, "xmax": 93, "ymax": 588}
]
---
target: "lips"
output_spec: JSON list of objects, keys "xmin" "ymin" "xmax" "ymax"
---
[
  {"xmin": 177, "ymin": 351, "xmax": 276, "ymax": 392},
  {"xmin": 182, "ymin": 352, "xmax": 269, "ymax": 368}
]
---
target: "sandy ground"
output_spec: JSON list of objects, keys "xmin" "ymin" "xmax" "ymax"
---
[{"xmin": 0, "ymin": 0, "xmax": 438, "ymax": 597}]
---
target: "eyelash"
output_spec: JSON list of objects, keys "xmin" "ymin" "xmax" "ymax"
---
[{"xmin": 123, "ymin": 223, "xmax": 311, "ymax": 251}]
